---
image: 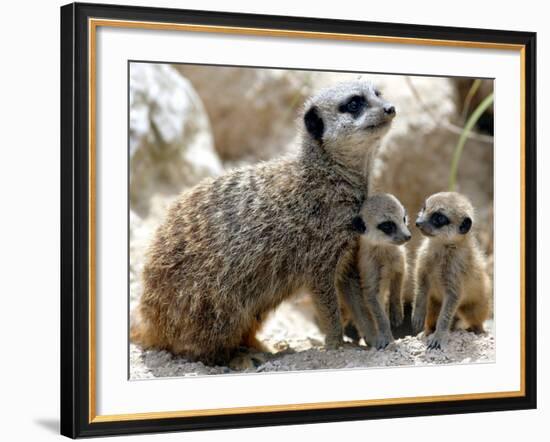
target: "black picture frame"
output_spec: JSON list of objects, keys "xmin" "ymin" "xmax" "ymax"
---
[{"xmin": 60, "ymin": 2, "xmax": 537, "ymax": 438}]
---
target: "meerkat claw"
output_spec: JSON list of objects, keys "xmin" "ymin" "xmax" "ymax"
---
[
  {"xmin": 375, "ymin": 334, "xmax": 393, "ymax": 350},
  {"xmin": 426, "ymin": 332, "xmax": 447, "ymax": 350}
]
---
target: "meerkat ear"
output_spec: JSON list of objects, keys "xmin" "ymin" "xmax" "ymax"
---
[
  {"xmin": 459, "ymin": 217, "xmax": 472, "ymax": 234},
  {"xmin": 304, "ymin": 106, "xmax": 324, "ymax": 141},
  {"xmin": 351, "ymin": 216, "xmax": 367, "ymax": 234}
]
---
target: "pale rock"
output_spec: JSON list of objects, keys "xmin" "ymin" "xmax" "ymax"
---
[{"xmin": 129, "ymin": 63, "xmax": 223, "ymax": 216}]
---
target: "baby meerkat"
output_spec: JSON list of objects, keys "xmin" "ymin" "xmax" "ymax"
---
[
  {"xmin": 351, "ymin": 193, "xmax": 411, "ymax": 349},
  {"xmin": 412, "ymin": 192, "xmax": 491, "ymax": 350}
]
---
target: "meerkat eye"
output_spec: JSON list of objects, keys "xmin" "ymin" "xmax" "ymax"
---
[
  {"xmin": 377, "ymin": 221, "xmax": 396, "ymax": 235},
  {"xmin": 430, "ymin": 212, "xmax": 450, "ymax": 228},
  {"xmin": 339, "ymin": 95, "xmax": 366, "ymax": 115}
]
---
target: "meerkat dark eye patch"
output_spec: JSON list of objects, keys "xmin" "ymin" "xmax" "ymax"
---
[
  {"xmin": 338, "ymin": 95, "xmax": 366, "ymax": 116},
  {"xmin": 430, "ymin": 212, "xmax": 449, "ymax": 228},
  {"xmin": 377, "ymin": 221, "xmax": 396, "ymax": 235},
  {"xmin": 459, "ymin": 217, "xmax": 472, "ymax": 234},
  {"xmin": 304, "ymin": 106, "xmax": 324, "ymax": 141},
  {"xmin": 351, "ymin": 216, "xmax": 367, "ymax": 234}
]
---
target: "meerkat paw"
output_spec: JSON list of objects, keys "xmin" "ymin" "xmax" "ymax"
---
[
  {"xmin": 390, "ymin": 305, "xmax": 404, "ymax": 328},
  {"xmin": 426, "ymin": 331, "xmax": 448, "ymax": 350},
  {"xmin": 229, "ymin": 350, "xmax": 267, "ymax": 371},
  {"xmin": 374, "ymin": 333, "xmax": 394, "ymax": 350},
  {"xmin": 337, "ymin": 341, "xmax": 362, "ymax": 350},
  {"xmin": 324, "ymin": 336, "xmax": 345, "ymax": 350},
  {"xmin": 466, "ymin": 324, "xmax": 486, "ymax": 335},
  {"xmin": 411, "ymin": 314, "xmax": 425, "ymax": 335}
]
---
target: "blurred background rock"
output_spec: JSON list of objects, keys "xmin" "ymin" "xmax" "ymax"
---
[{"xmin": 129, "ymin": 63, "xmax": 494, "ymax": 357}]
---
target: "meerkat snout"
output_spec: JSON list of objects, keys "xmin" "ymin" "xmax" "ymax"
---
[{"xmin": 384, "ymin": 104, "xmax": 396, "ymax": 115}]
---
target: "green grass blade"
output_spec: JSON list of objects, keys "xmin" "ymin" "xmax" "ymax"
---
[
  {"xmin": 449, "ymin": 92, "xmax": 494, "ymax": 191},
  {"xmin": 461, "ymin": 79, "xmax": 482, "ymax": 121}
]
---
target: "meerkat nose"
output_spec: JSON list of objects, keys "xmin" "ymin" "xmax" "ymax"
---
[{"xmin": 384, "ymin": 105, "xmax": 396, "ymax": 115}]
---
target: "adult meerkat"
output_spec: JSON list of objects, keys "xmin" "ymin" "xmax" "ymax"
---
[
  {"xmin": 131, "ymin": 81, "xmax": 396, "ymax": 365},
  {"xmin": 349, "ymin": 194, "xmax": 411, "ymax": 349},
  {"xmin": 411, "ymin": 192, "xmax": 491, "ymax": 350}
]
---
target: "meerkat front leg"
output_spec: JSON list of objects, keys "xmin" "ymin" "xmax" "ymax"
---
[
  {"xmin": 424, "ymin": 296, "xmax": 441, "ymax": 335},
  {"xmin": 310, "ymin": 277, "xmax": 344, "ymax": 350},
  {"xmin": 363, "ymin": 272, "xmax": 394, "ymax": 349},
  {"xmin": 389, "ymin": 272, "xmax": 404, "ymax": 328},
  {"xmin": 426, "ymin": 281, "xmax": 462, "ymax": 350},
  {"xmin": 412, "ymin": 272, "xmax": 429, "ymax": 335},
  {"xmin": 336, "ymin": 267, "xmax": 378, "ymax": 346}
]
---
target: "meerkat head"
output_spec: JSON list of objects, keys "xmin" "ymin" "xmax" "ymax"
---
[
  {"xmin": 303, "ymin": 80, "xmax": 396, "ymax": 169},
  {"xmin": 415, "ymin": 192, "xmax": 474, "ymax": 243},
  {"xmin": 352, "ymin": 193, "xmax": 411, "ymax": 246}
]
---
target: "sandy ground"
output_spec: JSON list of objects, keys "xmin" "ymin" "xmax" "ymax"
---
[{"xmin": 129, "ymin": 297, "xmax": 495, "ymax": 379}]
